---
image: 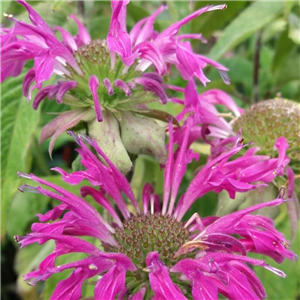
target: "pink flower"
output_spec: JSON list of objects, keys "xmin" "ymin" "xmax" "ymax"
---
[
  {"xmin": 181, "ymin": 93, "xmax": 300, "ymax": 240},
  {"xmin": 1, "ymin": 1, "xmax": 230, "ymax": 174},
  {"xmin": 108, "ymin": 2, "xmax": 230, "ymax": 86},
  {"xmin": 16, "ymin": 127, "xmax": 296, "ymax": 299}
]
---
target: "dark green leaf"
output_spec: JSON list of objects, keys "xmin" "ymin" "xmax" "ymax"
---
[
  {"xmin": 1, "ymin": 68, "xmax": 40, "ymax": 237},
  {"xmin": 275, "ymin": 53, "xmax": 300, "ymax": 87},
  {"xmin": 127, "ymin": 2, "xmax": 149, "ymax": 23},
  {"xmin": 191, "ymin": 1, "xmax": 247, "ymax": 38},
  {"xmin": 209, "ymin": 2, "xmax": 284, "ymax": 60},
  {"xmin": 272, "ymin": 28, "xmax": 295, "ymax": 72}
]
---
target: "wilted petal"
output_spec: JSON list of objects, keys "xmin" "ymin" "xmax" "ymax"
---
[{"xmin": 40, "ymin": 108, "xmax": 94, "ymax": 156}]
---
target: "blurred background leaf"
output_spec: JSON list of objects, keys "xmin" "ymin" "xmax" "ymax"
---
[
  {"xmin": 208, "ymin": 2, "xmax": 284, "ymax": 61},
  {"xmin": 1, "ymin": 67, "xmax": 40, "ymax": 238}
]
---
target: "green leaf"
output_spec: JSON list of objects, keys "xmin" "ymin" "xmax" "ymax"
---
[
  {"xmin": 1, "ymin": 69, "xmax": 40, "ymax": 237},
  {"xmin": 167, "ymin": 0, "xmax": 193, "ymax": 31},
  {"xmin": 6, "ymin": 189, "xmax": 49, "ymax": 240},
  {"xmin": 43, "ymin": 236, "xmax": 101, "ymax": 299},
  {"xmin": 15, "ymin": 242, "xmax": 55, "ymax": 299},
  {"xmin": 288, "ymin": 12, "xmax": 300, "ymax": 44},
  {"xmin": 1, "ymin": 0, "xmax": 12, "ymax": 15},
  {"xmin": 209, "ymin": 2, "xmax": 284, "ymax": 61},
  {"xmin": 7, "ymin": 174, "xmax": 96, "ymax": 241},
  {"xmin": 272, "ymin": 28, "xmax": 295, "ymax": 72},
  {"xmin": 284, "ymin": 1, "xmax": 297, "ymax": 19},
  {"xmin": 208, "ymin": 57, "xmax": 253, "ymax": 96},
  {"xmin": 51, "ymin": 1, "xmax": 65, "ymax": 12},
  {"xmin": 191, "ymin": 1, "xmax": 248, "ymax": 38},
  {"xmin": 275, "ymin": 53, "xmax": 300, "ymax": 87},
  {"xmin": 127, "ymin": 2, "xmax": 149, "ymax": 23}
]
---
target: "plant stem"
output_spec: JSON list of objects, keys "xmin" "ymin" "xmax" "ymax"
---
[{"xmin": 252, "ymin": 30, "xmax": 262, "ymax": 103}]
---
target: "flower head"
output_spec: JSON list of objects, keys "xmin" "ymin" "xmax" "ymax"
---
[
  {"xmin": 16, "ymin": 125, "xmax": 296, "ymax": 299},
  {"xmin": 232, "ymin": 98, "xmax": 300, "ymax": 172},
  {"xmin": 192, "ymin": 93, "xmax": 300, "ymax": 239},
  {"xmin": 1, "ymin": 0, "xmax": 230, "ymax": 174}
]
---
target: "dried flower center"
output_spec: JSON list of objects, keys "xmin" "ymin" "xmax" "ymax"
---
[
  {"xmin": 233, "ymin": 98, "xmax": 300, "ymax": 171},
  {"xmin": 64, "ymin": 39, "xmax": 157, "ymax": 113}
]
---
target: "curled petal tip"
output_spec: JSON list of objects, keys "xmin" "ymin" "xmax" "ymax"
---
[
  {"xmin": 14, "ymin": 235, "xmax": 20, "ymax": 242},
  {"xmin": 18, "ymin": 184, "xmax": 40, "ymax": 193},
  {"xmin": 17, "ymin": 172, "xmax": 32, "ymax": 179},
  {"xmin": 278, "ymin": 186, "xmax": 286, "ymax": 199},
  {"xmin": 66, "ymin": 131, "xmax": 81, "ymax": 145},
  {"xmin": 77, "ymin": 133, "xmax": 93, "ymax": 145}
]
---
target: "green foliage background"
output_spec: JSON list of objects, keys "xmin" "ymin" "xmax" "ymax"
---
[{"xmin": 1, "ymin": 1, "xmax": 299, "ymax": 299}]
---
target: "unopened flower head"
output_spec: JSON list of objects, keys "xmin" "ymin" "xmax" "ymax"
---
[
  {"xmin": 1, "ymin": 0, "xmax": 229, "ymax": 174},
  {"xmin": 233, "ymin": 97, "xmax": 300, "ymax": 173},
  {"xmin": 184, "ymin": 90, "xmax": 300, "ymax": 240},
  {"xmin": 15, "ymin": 122, "xmax": 296, "ymax": 300}
]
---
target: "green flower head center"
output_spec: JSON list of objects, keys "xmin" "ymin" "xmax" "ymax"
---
[
  {"xmin": 64, "ymin": 39, "xmax": 157, "ymax": 113},
  {"xmin": 233, "ymin": 98, "xmax": 300, "ymax": 169},
  {"xmin": 106, "ymin": 213, "xmax": 191, "ymax": 294}
]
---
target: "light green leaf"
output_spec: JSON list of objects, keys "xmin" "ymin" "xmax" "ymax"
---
[
  {"xmin": 51, "ymin": 0, "xmax": 65, "ymax": 13},
  {"xmin": 284, "ymin": 1, "xmax": 297, "ymax": 19},
  {"xmin": 167, "ymin": 0, "xmax": 193, "ymax": 30},
  {"xmin": 1, "ymin": 69, "xmax": 40, "ymax": 237},
  {"xmin": 288, "ymin": 12, "xmax": 300, "ymax": 44},
  {"xmin": 6, "ymin": 188, "xmax": 49, "ymax": 239},
  {"xmin": 1, "ymin": 1, "xmax": 12, "ymax": 15},
  {"xmin": 15, "ymin": 242, "xmax": 55, "ymax": 299},
  {"xmin": 209, "ymin": 2, "xmax": 284, "ymax": 61}
]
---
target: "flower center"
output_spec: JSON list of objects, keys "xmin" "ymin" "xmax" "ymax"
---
[
  {"xmin": 110, "ymin": 213, "xmax": 190, "ymax": 267},
  {"xmin": 233, "ymin": 98, "xmax": 300, "ymax": 170},
  {"xmin": 64, "ymin": 39, "xmax": 158, "ymax": 113},
  {"xmin": 104, "ymin": 213, "xmax": 191, "ymax": 294}
]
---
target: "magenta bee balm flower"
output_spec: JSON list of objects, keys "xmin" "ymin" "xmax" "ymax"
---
[
  {"xmin": 1, "ymin": 0, "xmax": 229, "ymax": 174},
  {"xmin": 16, "ymin": 124, "xmax": 296, "ymax": 300}
]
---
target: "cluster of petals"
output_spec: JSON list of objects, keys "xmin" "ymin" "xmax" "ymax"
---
[
  {"xmin": 1, "ymin": 1, "xmax": 164, "ymax": 114},
  {"xmin": 175, "ymin": 82, "xmax": 299, "ymax": 241},
  {"xmin": 1, "ymin": 0, "xmax": 86, "ymax": 100},
  {"xmin": 1, "ymin": 0, "xmax": 230, "ymax": 114},
  {"xmin": 169, "ymin": 80, "xmax": 243, "ymax": 148},
  {"xmin": 108, "ymin": 1, "xmax": 230, "ymax": 86},
  {"xmin": 15, "ymin": 124, "xmax": 296, "ymax": 299}
]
